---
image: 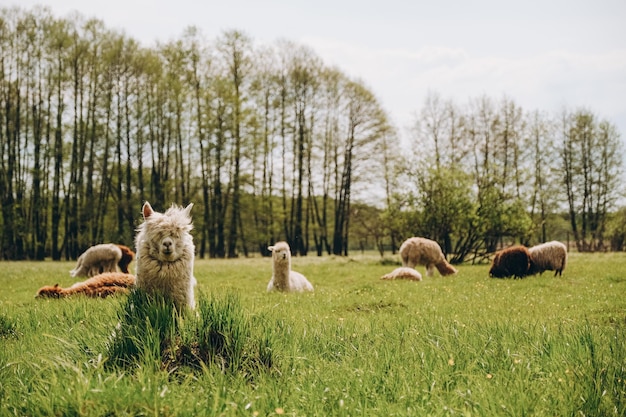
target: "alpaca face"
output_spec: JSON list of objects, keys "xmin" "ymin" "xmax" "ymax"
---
[
  {"xmin": 139, "ymin": 202, "xmax": 194, "ymax": 263},
  {"xmin": 36, "ymin": 284, "xmax": 63, "ymax": 298},
  {"xmin": 148, "ymin": 229, "xmax": 186, "ymax": 262},
  {"xmin": 270, "ymin": 242, "xmax": 291, "ymax": 264}
]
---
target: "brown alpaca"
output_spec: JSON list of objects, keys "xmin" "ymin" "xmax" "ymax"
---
[
  {"xmin": 489, "ymin": 245, "xmax": 531, "ymax": 279},
  {"xmin": 36, "ymin": 272, "xmax": 136, "ymax": 298}
]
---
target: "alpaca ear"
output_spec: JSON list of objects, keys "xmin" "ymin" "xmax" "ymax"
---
[
  {"xmin": 268, "ymin": 246, "xmax": 275, "ymax": 252},
  {"xmin": 183, "ymin": 203, "xmax": 193, "ymax": 217},
  {"xmin": 142, "ymin": 202, "xmax": 154, "ymax": 219}
]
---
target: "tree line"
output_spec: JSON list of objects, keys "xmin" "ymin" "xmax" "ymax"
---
[
  {"xmin": 1, "ymin": 6, "xmax": 623, "ymax": 261},
  {"xmin": 0, "ymin": 6, "xmax": 395, "ymax": 260},
  {"xmin": 388, "ymin": 92, "xmax": 623, "ymax": 261}
]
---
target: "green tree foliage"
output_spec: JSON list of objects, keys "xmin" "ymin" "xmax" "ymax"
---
[
  {"xmin": 559, "ymin": 110, "xmax": 623, "ymax": 252},
  {"xmin": 0, "ymin": 7, "xmax": 623, "ymax": 261},
  {"xmin": 0, "ymin": 6, "xmax": 394, "ymax": 260},
  {"xmin": 396, "ymin": 93, "xmax": 621, "ymax": 262}
]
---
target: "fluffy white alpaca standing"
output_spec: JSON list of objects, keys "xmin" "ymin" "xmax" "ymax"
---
[
  {"xmin": 267, "ymin": 241, "xmax": 314, "ymax": 292},
  {"xmin": 399, "ymin": 237, "xmax": 458, "ymax": 277},
  {"xmin": 70, "ymin": 243, "xmax": 135, "ymax": 277},
  {"xmin": 135, "ymin": 202, "xmax": 197, "ymax": 310},
  {"xmin": 70, "ymin": 243, "xmax": 122, "ymax": 278}
]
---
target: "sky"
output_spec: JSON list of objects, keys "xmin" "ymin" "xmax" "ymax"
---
[{"xmin": 10, "ymin": 0, "xmax": 626, "ymax": 141}]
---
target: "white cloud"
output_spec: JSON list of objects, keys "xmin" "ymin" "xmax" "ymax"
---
[
  {"xmin": 13, "ymin": 0, "xmax": 626, "ymax": 138},
  {"xmin": 303, "ymin": 36, "xmax": 626, "ymax": 135}
]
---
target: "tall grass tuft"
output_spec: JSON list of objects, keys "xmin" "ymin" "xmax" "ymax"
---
[
  {"xmin": 106, "ymin": 289, "xmax": 178, "ymax": 369},
  {"xmin": 189, "ymin": 291, "xmax": 276, "ymax": 376},
  {"xmin": 0, "ymin": 312, "xmax": 19, "ymax": 339},
  {"xmin": 105, "ymin": 288, "xmax": 275, "ymax": 376},
  {"xmin": 195, "ymin": 292, "xmax": 249, "ymax": 371}
]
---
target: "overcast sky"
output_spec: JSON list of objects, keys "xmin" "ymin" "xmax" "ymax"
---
[{"xmin": 11, "ymin": 0, "xmax": 626, "ymax": 140}]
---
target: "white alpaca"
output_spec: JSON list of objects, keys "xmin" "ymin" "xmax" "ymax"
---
[
  {"xmin": 267, "ymin": 241, "xmax": 314, "ymax": 292},
  {"xmin": 380, "ymin": 267, "xmax": 423, "ymax": 281},
  {"xmin": 70, "ymin": 243, "xmax": 135, "ymax": 277},
  {"xmin": 135, "ymin": 202, "xmax": 196, "ymax": 310},
  {"xmin": 528, "ymin": 241, "xmax": 568, "ymax": 276},
  {"xmin": 399, "ymin": 237, "xmax": 458, "ymax": 277}
]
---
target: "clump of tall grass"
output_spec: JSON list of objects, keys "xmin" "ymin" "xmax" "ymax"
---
[
  {"xmin": 0, "ymin": 312, "xmax": 19, "ymax": 339},
  {"xmin": 106, "ymin": 289, "xmax": 275, "ymax": 376},
  {"xmin": 174, "ymin": 292, "xmax": 276, "ymax": 377},
  {"xmin": 106, "ymin": 289, "xmax": 178, "ymax": 369}
]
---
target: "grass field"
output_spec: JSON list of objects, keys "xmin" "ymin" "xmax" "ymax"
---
[{"xmin": 1, "ymin": 252, "xmax": 625, "ymax": 416}]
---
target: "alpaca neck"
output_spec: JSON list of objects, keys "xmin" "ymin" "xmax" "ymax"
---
[
  {"xmin": 435, "ymin": 260, "xmax": 456, "ymax": 275},
  {"xmin": 273, "ymin": 259, "xmax": 291, "ymax": 290}
]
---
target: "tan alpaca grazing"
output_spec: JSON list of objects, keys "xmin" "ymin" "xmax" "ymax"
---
[
  {"xmin": 36, "ymin": 272, "xmax": 136, "ymax": 298},
  {"xmin": 399, "ymin": 237, "xmax": 458, "ymax": 277},
  {"xmin": 70, "ymin": 243, "xmax": 135, "ymax": 277},
  {"xmin": 380, "ymin": 267, "xmax": 423, "ymax": 281},
  {"xmin": 135, "ymin": 202, "xmax": 196, "ymax": 310},
  {"xmin": 267, "ymin": 241, "xmax": 314, "ymax": 292}
]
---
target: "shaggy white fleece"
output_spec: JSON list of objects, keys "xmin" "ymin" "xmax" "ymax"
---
[
  {"xmin": 267, "ymin": 241, "xmax": 314, "ymax": 292},
  {"xmin": 380, "ymin": 267, "xmax": 423, "ymax": 281},
  {"xmin": 70, "ymin": 243, "xmax": 122, "ymax": 278},
  {"xmin": 528, "ymin": 240, "xmax": 568, "ymax": 276},
  {"xmin": 399, "ymin": 237, "xmax": 458, "ymax": 277},
  {"xmin": 135, "ymin": 202, "xmax": 196, "ymax": 310}
]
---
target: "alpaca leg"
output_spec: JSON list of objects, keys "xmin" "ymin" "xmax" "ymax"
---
[
  {"xmin": 426, "ymin": 265, "xmax": 435, "ymax": 277},
  {"xmin": 70, "ymin": 255, "xmax": 86, "ymax": 277}
]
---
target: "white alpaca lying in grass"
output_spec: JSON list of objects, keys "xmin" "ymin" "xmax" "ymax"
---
[
  {"xmin": 267, "ymin": 241, "xmax": 314, "ymax": 292},
  {"xmin": 380, "ymin": 267, "xmax": 423, "ymax": 281}
]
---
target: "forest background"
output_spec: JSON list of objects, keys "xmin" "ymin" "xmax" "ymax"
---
[{"xmin": 1, "ymin": 6, "xmax": 624, "ymax": 262}]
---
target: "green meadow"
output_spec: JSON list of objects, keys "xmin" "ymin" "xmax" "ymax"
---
[{"xmin": 1, "ymin": 253, "xmax": 625, "ymax": 416}]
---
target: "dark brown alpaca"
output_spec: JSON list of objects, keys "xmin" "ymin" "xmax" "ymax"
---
[{"xmin": 116, "ymin": 245, "xmax": 135, "ymax": 274}]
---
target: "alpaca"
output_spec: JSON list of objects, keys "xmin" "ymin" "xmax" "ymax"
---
[
  {"xmin": 489, "ymin": 245, "xmax": 532, "ymax": 279},
  {"xmin": 380, "ymin": 267, "xmax": 423, "ymax": 281},
  {"xmin": 36, "ymin": 272, "xmax": 136, "ymax": 298},
  {"xmin": 135, "ymin": 202, "xmax": 196, "ymax": 310},
  {"xmin": 528, "ymin": 241, "xmax": 568, "ymax": 276},
  {"xmin": 116, "ymin": 245, "xmax": 135, "ymax": 273},
  {"xmin": 399, "ymin": 237, "xmax": 458, "ymax": 277},
  {"xmin": 267, "ymin": 241, "xmax": 314, "ymax": 292},
  {"xmin": 70, "ymin": 243, "xmax": 135, "ymax": 277}
]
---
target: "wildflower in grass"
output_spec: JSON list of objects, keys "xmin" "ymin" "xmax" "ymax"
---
[
  {"xmin": 486, "ymin": 373, "xmax": 493, "ymax": 379},
  {"xmin": 448, "ymin": 358, "xmax": 455, "ymax": 366},
  {"xmin": 275, "ymin": 407, "xmax": 285, "ymax": 414}
]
